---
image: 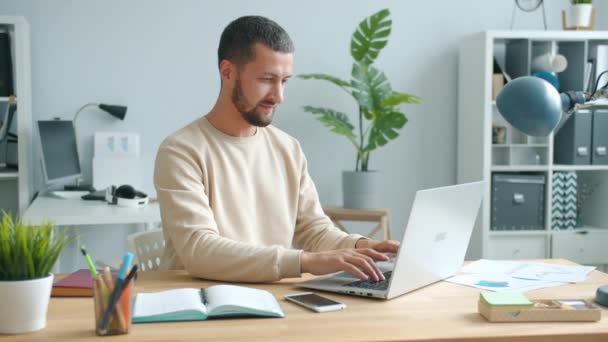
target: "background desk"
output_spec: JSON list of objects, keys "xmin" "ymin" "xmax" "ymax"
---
[
  {"xmin": 22, "ymin": 195, "xmax": 161, "ymax": 272},
  {"xmin": 7, "ymin": 259, "xmax": 608, "ymax": 341},
  {"xmin": 23, "ymin": 195, "xmax": 161, "ymax": 226}
]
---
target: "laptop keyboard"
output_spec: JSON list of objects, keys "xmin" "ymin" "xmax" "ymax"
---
[{"xmin": 342, "ymin": 271, "xmax": 393, "ymax": 291}]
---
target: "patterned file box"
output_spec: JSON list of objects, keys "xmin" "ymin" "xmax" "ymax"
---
[{"xmin": 551, "ymin": 172, "xmax": 577, "ymax": 230}]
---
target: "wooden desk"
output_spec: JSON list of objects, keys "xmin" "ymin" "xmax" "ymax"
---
[{"xmin": 5, "ymin": 259, "xmax": 608, "ymax": 341}]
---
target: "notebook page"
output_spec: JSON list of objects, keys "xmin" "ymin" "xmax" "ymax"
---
[
  {"xmin": 133, "ymin": 288, "xmax": 207, "ymax": 317},
  {"xmin": 205, "ymin": 285, "xmax": 280, "ymax": 314}
]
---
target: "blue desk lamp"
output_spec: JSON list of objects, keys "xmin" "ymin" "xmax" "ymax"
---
[
  {"xmin": 496, "ymin": 76, "xmax": 590, "ymax": 136},
  {"xmin": 495, "ymin": 74, "xmax": 608, "ymax": 306}
]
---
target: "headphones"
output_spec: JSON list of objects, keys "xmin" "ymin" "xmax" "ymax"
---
[{"xmin": 105, "ymin": 184, "xmax": 149, "ymax": 208}]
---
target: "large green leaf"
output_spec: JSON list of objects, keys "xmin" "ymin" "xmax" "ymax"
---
[
  {"xmin": 351, "ymin": 63, "xmax": 392, "ymax": 118},
  {"xmin": 350, "ymin": 8, "xmax": 391, "ymax": 65},
  {"xmin": 298, "ymin": 73, "xmax": 351, "ymax": 88},
  {"xmin": 365, "ymin": 111, "xmax": 408, "ymax": 151},
  {"xmin": 382, "ymin": 91, "xmax": 422, "ymax": 107},
  {"xmin": 303, "ymin": 106, "xmax": 356, "ymax": 138}
]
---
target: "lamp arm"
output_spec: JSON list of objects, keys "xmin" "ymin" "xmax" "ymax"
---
[
  {"xmin": 72, "ymin": 102, "xmax": 99, "ymax": 186},
  {"xmin": 561, "ymin": 91, "xmax": 589, "ymax": 114},
  {"xmin": 554, "ymin": 91, "xmax": 592, "ymax": 133},
  {"xmin": 73, "ymin": 102, "xmax": 99, "ymax": 126}
]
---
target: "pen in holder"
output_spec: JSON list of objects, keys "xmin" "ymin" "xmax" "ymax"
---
[{"xmin": 93, "ymin": 267, "xmax": 135, "ymax": 336}]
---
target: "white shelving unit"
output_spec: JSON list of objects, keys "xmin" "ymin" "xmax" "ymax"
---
[
  {"xmin": 458, "ymin": 30, "xmax": 608, "ymax": 269},
  {"xmin": 0, "ymin": 16, "xmax": 32, "ymax": 216}
]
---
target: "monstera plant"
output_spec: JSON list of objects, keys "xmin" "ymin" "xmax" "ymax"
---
[{"xmin": 299, "ymin": 8, "xmax": 421, "ymax": 208}]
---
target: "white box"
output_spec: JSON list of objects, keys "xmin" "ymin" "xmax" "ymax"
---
[{"xmin": 94, "ymin": 132, "xmax": 140, "ymax": 157}]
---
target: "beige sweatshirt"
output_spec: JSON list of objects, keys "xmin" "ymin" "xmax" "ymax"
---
[{"xmin": 154, "ymin": 117, "xmax": 363, "ymax": 282}]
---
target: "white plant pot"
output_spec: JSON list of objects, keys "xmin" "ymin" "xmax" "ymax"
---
[
  {"xmin": 342, "ymin": 170, "xmax": 381, "ymax": 209},
  {"xmin": 570, "ymin": 4, "xmax": 593, "ymax": 27},
  {"xmin": 0, "ymin": 274, "xmax": 54, "ymax": 334}
]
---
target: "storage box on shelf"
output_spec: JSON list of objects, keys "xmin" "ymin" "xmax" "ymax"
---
[{"xmin": 458, "ymin": 31, "xmax": 608, "ymax": 268}]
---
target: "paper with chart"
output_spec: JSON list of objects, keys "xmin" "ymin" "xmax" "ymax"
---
[
  {"xmin": 447, "ymin": 273, "xmax": 565, "ymax": 292},
  {"xmin": 447, "ymin": 259, "xmax": 595, "ymax": 292}
]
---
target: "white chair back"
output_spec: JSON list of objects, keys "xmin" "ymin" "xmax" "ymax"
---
[{"xmin": 127, "ymin": 230, "xmax": 165, "ymax": 272}]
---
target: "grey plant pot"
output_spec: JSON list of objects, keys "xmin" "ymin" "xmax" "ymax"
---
[{"xmin": 342, "ymin": 170, "xmax": 381, "ymax": 209}]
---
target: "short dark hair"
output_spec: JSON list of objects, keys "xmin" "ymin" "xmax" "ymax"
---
[{"xmin": 218, "ymin": 16, "xmax": 294, "ymax": 68}]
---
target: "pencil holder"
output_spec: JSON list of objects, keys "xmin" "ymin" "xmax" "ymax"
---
[{"xmin": 93, "ymin": 274, "xmax": 133, "ymax": 336}]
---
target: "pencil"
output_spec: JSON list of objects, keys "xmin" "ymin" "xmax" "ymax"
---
[{"xmin": 101, "ymin": 267, "xmax": 127, "ymax": 333}]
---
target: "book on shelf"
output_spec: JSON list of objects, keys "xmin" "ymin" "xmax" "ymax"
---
[
  {"xmin": 132, "ymin": 285, "xmax": 285, "ymax": 323},
  {"xmin": 588, "ymin": 45, "xmax": 608, "ymax": 92},
  {"xmin": 584, "ymin": 60, "xmax": 594, "ymax": 93}
]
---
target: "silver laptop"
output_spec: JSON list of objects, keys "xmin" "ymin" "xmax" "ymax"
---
[{"xmin": 297, "ymin": 181, "xmax": 484, "ymax": 300}]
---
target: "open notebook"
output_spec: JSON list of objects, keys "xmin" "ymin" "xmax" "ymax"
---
[{"xmin": 132, "ymin": 285, "xmax": 284, "ymax": 323}]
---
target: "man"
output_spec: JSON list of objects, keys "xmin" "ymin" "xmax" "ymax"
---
[{"xmin": 154, "ymin": 15, "xmax": 399, "ymax": 283}]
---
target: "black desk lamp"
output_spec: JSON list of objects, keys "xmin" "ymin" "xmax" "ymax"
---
[
  {"xmin": 68, "ymin": 102, "xmax": 127, "ymax": 191},
  {"xmin": 496, "ymin": 74, "xmax": 608, "ymax": 305}
]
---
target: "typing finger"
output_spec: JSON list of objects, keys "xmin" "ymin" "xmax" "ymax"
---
[
  {"xmin": 339, "ymin": 262, "xmax": 368, "ymax": 281},
  {"xmin": 345, "ymin": 255, "xmax": 380, "ymax": 282},
  {"xmin": 355, "ymin": 248, "xmax": 389, "ymax": 262},
  {"xmin": 375, "ymin": 240, "xmax": 400, "ymax": 253},
  {"xmin": 354, "ymin": 252, "xmax": 385, "ymax": 281}
]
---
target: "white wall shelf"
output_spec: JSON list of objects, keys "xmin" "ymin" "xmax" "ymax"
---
[
  {"xmin": 491, "ymin": 165, "xmax": 549, "ymax": 172},
  {"xmin": 492, "ymin": 144, "xmax": 548, "ymax": 148},
  {"xmin": 0, "ymin": 171, "xmax": 18, "ymax": 179},
  {"xmin": 0, "ymin": 16, "xmax": 32, "ymax": 217},
  {"xmin": 458, "ymin": 30, "xmax": 608, "ymax": 267},
  {"xmin": 489, "ymin": 231, "xmax": 549, "ymax": 237},
  {"xmin": 553, "ymin": 165, "xmax": 608, "ymax": 171}
]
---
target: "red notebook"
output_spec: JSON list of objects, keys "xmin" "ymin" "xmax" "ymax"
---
[{"xmin": 52, "ymin": 269, "xmax": 94, "ymax": 297}]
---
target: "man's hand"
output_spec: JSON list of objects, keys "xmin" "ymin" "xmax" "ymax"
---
[
  {"xmin": 300, "ymin": 248, "xmax": 389, "ymax": 281},
  {"xmin": 355, "ymin": 239, "xmax": 400, "ymax": 255}
]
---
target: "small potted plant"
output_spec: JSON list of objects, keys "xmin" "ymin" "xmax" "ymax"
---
[
  {"xmin": 299, "ymin": 8, "xmax": 421, "ymax": 209},
  {"xmin": 0, "ymin": 213, "xmax": 70, "ymax": 334},
  {"xmin": 570, "ymin": 0, "xmax": 594, "ymax": 28}
]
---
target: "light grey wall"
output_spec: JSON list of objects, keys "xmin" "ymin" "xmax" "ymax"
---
[
  {"xmin": 598, "ymin": 1, "xmax": 608, "ymax": 30},
  {"xmin": 1, "ymin": 0, "xmax": 605, "ymax": 269}
]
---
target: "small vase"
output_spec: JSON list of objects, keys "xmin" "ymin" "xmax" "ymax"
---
[
  {"xmin": 570, "ymin": 4, "xmax": 593, "ymax": 27},
  {"xmin": 342, "ymin": 170, "xmax": 381, "ymax": 209},
  {"xmin": 0, "ymin": 274, "xmax": 54, "ymax": 334}
]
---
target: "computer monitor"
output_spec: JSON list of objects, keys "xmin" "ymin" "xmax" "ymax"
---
[{"xmin": 37, "ymin": 120, "xmax": 81, "ymax": 185}]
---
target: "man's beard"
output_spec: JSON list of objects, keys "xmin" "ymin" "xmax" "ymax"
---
[{"xmin": 231, "ymin": 78, "xmax": 276, "ymax": 127}]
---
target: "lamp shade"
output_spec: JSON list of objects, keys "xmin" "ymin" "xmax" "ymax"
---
[
  {"xmin": 496, "ymin": 76, "xmax": 562, "ymax": 137},
  {"xmin": 99, "ymin": 104, "xmax": 127, "ymax": 121}
]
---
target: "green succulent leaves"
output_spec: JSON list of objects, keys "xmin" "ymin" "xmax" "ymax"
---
[{"xmin": 0, "ymin": 212, "xmax": 71, "ymax": 281}]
